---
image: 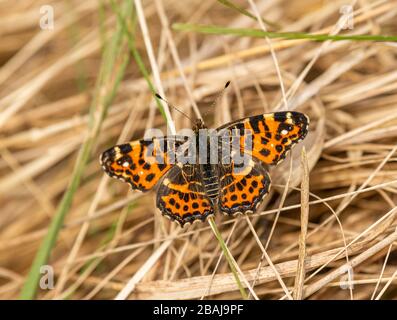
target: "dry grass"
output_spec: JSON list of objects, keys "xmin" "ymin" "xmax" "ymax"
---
[{"xmin": 1, "ymin": 0, "xmax": 397, "ymax": 300}]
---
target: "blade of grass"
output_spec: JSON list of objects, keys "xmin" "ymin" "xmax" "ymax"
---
[
  {"xmin": 19, "ymin": 1, "xmax": 133, "ymax": 300},
  {"xmin": 98, "ymin": 0, "xmax": 108, "ymax": 54},
  {"xmin": 248, "ymin": 0, "xmax": 287, "ymax": 110},
  {"xmin": 115, "ymin": 229, "xmax": 180, "ymax": 300},
  {"xmin": 65, "ymin": 1, "xmax": 89, "ymax": 92},
  {"xmin": 293, "ymin": 147, "xmax": 309, "ymax": 300},
  {"xmin": 109, "ymin": 0, "xmax": 167, "ymax": 121},
  {"xmin": 58, "ymin": 202, "xmax": 137, "ymax": 300},
  {"xmin": 208, "ymin": 216, "xmax": 248, "ymax": 299},
  {"xmin": 217, "ymin": 0, "xmax": 279, "ymax": 29},
  {"xmin": 173, "ymin": 23, "xmax": 397, "ymax": 42},
  {"xmin": 245, "ymin": 216, "xmax": 292, "ymax": 300}
]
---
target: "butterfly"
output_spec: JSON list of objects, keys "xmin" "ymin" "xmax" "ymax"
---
[{"xmin": 100, "ymin": 109, "xmax": 309, "ymax": 227}]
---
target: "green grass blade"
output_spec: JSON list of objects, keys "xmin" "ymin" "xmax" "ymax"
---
[
  {"xmin": 65, "ymin": 2, "xmax": 89, "ymax": 92},
  {"xmin": 19, "ymin": 1, "xmax": 133, "ymax": 300},
  {"xmin": 109, "ymin": 0, "xmax": 167, "ymax": 121},
  {"xmin": 208, "ymin": 217, "xmax": 248, "ymax": 299},
  {"xmin": 173, "ymin": 23, "xmax": 397, "ymax": 42},
  {"xmin": 217, "ymin": 0, "xmax": 279, "ymax": 29}
]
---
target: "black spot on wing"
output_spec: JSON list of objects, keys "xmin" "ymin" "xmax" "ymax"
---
[
  {"xmin": 260, "ymin": 148, "xmax": 270, "ymax": 157},
  {"xmin": 119, "ymin": 144, "xmax": 132, "ymax": 153},
  {"xmin": 274, "ymin": 112, "xmax": 287, "ymax": 123},
  {"xmin": 261, "ymin": 137, "xmax": 269, "ymax": 145},
  {"xmin": 278, "ymin": 122, "xmax": 294, "ymax": 133},
  {"xmin": 139, "ymin": 139, "xmax": 153, "ymax": 147},
  {"xmin": 248, "ymin": 116, "xmax": 262, "ymax": 133},
  {"xmin": 146, "ymin": 173, "xmax": 155, "ymax": 182}
]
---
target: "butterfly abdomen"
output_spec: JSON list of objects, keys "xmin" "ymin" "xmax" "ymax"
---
[{"xmin": 201, "ymin": 164, "xmax": 219, "ymax": 201}]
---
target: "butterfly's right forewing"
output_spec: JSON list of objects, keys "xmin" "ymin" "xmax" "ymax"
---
[{"xmin": 100, "ymin": 136, "xmax": 187, "ymax": 192}]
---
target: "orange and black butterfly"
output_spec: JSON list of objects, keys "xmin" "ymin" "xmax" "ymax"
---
[{"xmin": 100, "ymin": 99, "xmax": 309, "ymax": 227}]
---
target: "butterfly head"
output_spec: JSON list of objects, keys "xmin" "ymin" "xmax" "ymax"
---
[{"xmin": 192, "ymin": 118, "xmax": 207, "ymax": 133}]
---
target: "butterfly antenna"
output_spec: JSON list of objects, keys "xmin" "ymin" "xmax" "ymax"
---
[
  {"xmin": 206, "ymin": 81, "xmax": 230, "ymax": 115},
  {"xmin": 155, "ymin": 93, "xmax": 194, "ymax": 122},
  {"xmin": 209, "ymin": 81, "xmax": 231, "ymax": 110},
  {"xmin": 200, "ymin": 81, "xmax": 231, "ymax": 120}
]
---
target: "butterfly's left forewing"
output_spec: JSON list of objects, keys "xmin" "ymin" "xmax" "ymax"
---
[{"xmin": 217, "ymin": 111, "xmax": 309, "ymax": 166}]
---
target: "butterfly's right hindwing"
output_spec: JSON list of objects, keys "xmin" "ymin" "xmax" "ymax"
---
[{"xmin": 156, "ymin": 164, "xmax": 214, "ymax": 226}]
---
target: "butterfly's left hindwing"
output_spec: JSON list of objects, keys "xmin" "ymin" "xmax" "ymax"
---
[
  {"xmin": 218, "ymin": 160, "xmax": 271, "ymax": 215},
  {"xmin": 100, "ymin": 136, "xmax": 186, "ymax": 192}
]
